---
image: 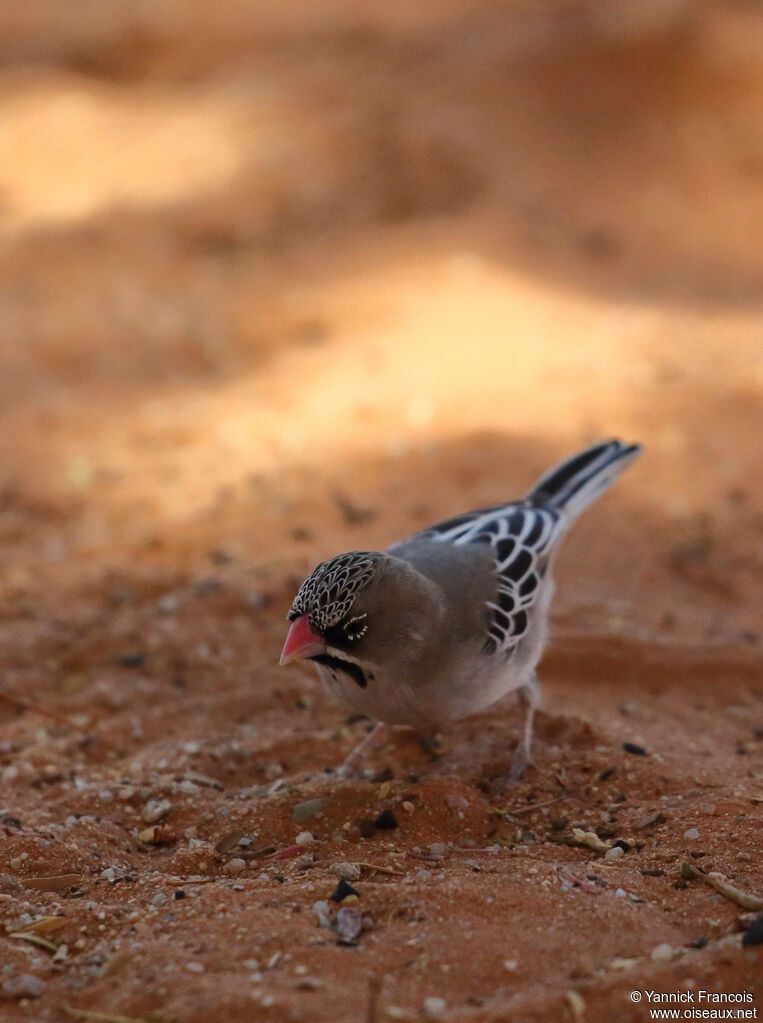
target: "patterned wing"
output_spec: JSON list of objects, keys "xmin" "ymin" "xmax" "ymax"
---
[{"xmin": 417, "ymin": 503, "xmax": 565, "ymax": 656}]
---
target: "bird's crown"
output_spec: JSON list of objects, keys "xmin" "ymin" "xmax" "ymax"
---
[{"xmin": 288, "ymin": 551, "xmax": 381, "ymax": 631}]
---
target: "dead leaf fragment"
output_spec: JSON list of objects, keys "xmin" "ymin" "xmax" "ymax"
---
[
  {"xmin": 10, "ymin": 932, "xmax": 59, "ymax": 953},
  {"xmin": 570, "ymin": 828, "xmax": 611, "ymax": 853},
  {"xmin": 702, "ymin": 871, "xmax": 762, "ymax": 911},
  {"xmin": 21, "ymin": 873, "xmax": 80, "ymax": 891}
]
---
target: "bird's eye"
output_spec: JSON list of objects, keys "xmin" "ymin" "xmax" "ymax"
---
[{"xmin": 343, "ymin": 614, "xmax": 368, "ymax": 641}]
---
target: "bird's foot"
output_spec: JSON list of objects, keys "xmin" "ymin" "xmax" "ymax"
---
[
  {"xmin": 334, "ymin": 721, "xmax": 386, "ymax": 780},
  {"xmin": 507, "ymin": 743, "xmax": 534, "ymax": 784}
]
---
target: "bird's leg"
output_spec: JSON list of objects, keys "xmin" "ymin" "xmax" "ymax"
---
[
  {"xmin": 336, "ymin": 721, "xmax": 387, "ymax": 779},
  {"xmin": 508, "ymin": 679, "xmax": 540, "ymax": 782}
]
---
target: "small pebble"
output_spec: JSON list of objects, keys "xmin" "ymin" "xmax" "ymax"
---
[
  {"xmin": 651, "ymin": 943, "xmax": 674, "ymax": 963},
  {"xmin": 402, "ymin": 801, "xmax": 415, "ymax": 813},
  {"xmin": 292, "ymin": 798, "xmax": 327, "ymax": 823},
  {"xmin": 336, "ymin": 906, "xmax": 363, "ymax": 944},
  {"xmin": 684, "ymin": 828, "xmax": 700, "ymax": 840},
  {"xmin": 424, "ymin": 996, "xmax": 447, "ymax": 1018},
  {"xmin": 330, "ymin": 878, "xmax": 359, "ymax": 903},
  {"xmin": 329, "ymin": 862, "xmax": 362, "ymax": 882},
  {"xmin": 142, "ymin": 799, "xmax": 173, "ymax": 824},
  {"xmin": 151, "ymin": 892, "xmax": 168, "ymax": 907},
  {"xmin": 374, "ymin": 809, "xmax": 399, "ymax": 830},
  {"xmin": 224, "ymin": 858, "xmax": 246, "ymax": 875},
  {"xmin": 604, "ymin": 846, "xmax": 625, "ymax": 861},
  {"xmin": 623, "ymin": 742, "xmax": 647, "ymax": 756},
  {"xmin": 503, "ymin": 959, "xmax": 518, "ymax": 971},
  {"xmin": 741, "ymin": 915, "xmax": 763, "ymax": 947},
  {"xmin": 295, "ymin": 976, "xmax": 323, "ymax": 991},
  {"xmin": 186, "ymin": 962, "xmax": 205, "ymax": 973},
  {"xmin": 1, "ymin": 974, "xmax": 45, "ymax": 999},
  {"xmin": 295, "ymin": 831, "xmax": 316, "ymax": 846}
]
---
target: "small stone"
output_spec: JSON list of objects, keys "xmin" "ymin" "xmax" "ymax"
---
[
  {"xmin": 224, "ymin": 858, "xmax": 246, "ymax": 875},
  {"xmin": 312, "ymin": 900, "xmax": 332, "ymax": 928},
  {"xmin": 336, "ymin": 905, "xmax": 363, "ymax": 944},
  {"xmin": 330, "ymin": 878, "xmax": 359, "ymax": 903},
  {"xmin": 604, "ymin": 846, "xmax": 625, "ymax": 861},
  {"xmin": 295, "ymin": 976, "xmax": 323, "ymax": 991},
  {"xmin": 424, "ymin": 996, "xmax": 447, "ymax": 1018},
  {"xmin": 741, "ymin": 915, "xmax": 763, "ymax": 947},
  {"xmin": 684, "ymin": 828, "xmax": 700, "ymax": 840},
  {"xmin": 610, "ymin": 958, "xmax": 637, "ymax": 971},
  {"xmin": 623, "ymin": 742, "xmax": 647, "ymax": 756},
  {"xmin": 503, "ymin": 959, "xmax": 518, "ymax": 971},
  {"xmin": 186, "ymin": 962, "xmax": 205, "ymax": 973},
  {"xmin": 295, "ymin": 831, "xmax": 316, "ymax": 846},
  {"xmin": 142, "ymin": 799, "xmax": 172, "ymax": 824},
  {"xmin": 151, "ymin": 892, "xmax": 168, "ymax": 907},
  {"xmin": 635, "ymin": 811, "xmax": 666, "ymax": 830},
  {"xmin": 680, "ymin": 861, "xmax": 699, "ymax": 880},
  {"xmin": 1, "ymin": 974, "xmax": 45, "ymax": 999},
  {"xmin": 292, "ymin": 798, "xmax": 327, "ymax": 824},
  {"xmin": 374, "ymin": 809, "xmax": 399, "ymax": 830},
  {"xmin": 329, "ymin": 862, "xmax": 362, "ymax": 882},
  {"xmin": 650, "ymin": 943, "xmax": 674, "ymax": 963},
  {"xmin": 402, "ymin": 801, "xmax": 415, "ymax": 813}
]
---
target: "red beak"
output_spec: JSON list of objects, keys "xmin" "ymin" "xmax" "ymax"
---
[{"xmin": 280, "ymin": 614, "xmax": 326, "ymax": 665}]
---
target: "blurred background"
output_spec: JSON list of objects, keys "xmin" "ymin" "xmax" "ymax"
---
[
  {"xmin": 0, "ymin": 10, "xmax": 761, "ymax": 1016},
  {"xmin": 0, "ymin": 0, "xmax": 761, "ymax": 643}
]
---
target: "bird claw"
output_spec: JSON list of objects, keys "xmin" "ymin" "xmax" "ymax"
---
[
  {"xmin": 507, "ymin": 744, "xmax": 534, "ymax": 784},
  {"xmin": 333, "ymin": 760, "xmax": 370, "ymax": 781}
]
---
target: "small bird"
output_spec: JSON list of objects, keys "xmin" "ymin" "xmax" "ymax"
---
[{"xmin": 280, "ymin": 439, "xmax": 641, "ymax": 780}]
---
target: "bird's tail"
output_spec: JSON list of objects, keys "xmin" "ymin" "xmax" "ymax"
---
[{"xmin": 527, "ymin": 439, "xmax": 642, "ymax": 520}]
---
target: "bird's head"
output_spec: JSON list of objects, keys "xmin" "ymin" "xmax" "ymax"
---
[
  {"xmin": 280, "ymin": 550, "xmax": 444, "ymax": 686},
  {"xmin": 280, "ymin": 551, "xmax": 381, "ymax": 667}
]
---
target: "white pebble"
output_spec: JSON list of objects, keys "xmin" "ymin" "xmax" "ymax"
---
[
  {"xmin": 151, "ymin": 892, "xmax": 168, "ymax": 907},
  {"xmin": 1, "ymin": 973, "xmax": 45, "ymax": 999},
  {"xmin": 224, "ymin": 858, "xmax": 246, "ymax": 875},
  {"xmin": 504, "ymin": 959, "xmax": 518, "ymax": 971},
  {"xmin": 424, "ymin": 996, "xmax": 447, "ymax": 1018},
  {"xmin": 295, "ymin": 831, "xmax": 316, "ymax": 846},
  {"xmin": 142, "ymin": 799, "xmax": 173, "ymax": 824},
  {"xmin": 186, "ymin": 962, "xmax": 205, "ymax": 973},
  {"xmin": 651, "ymin": 943, "xmax": 674, "ymax": 963},
  {"xmin": 684, "ymin": 828, "xmax": 700, "ymax": 840},
  {"xmin": 605, "ymin": 846, "xmax": 625, "ymax": 861}
]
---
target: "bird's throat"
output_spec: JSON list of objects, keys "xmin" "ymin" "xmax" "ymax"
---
[{"xmin": 309, "ymin": 652, "xmax": 368, "ymax": 689}]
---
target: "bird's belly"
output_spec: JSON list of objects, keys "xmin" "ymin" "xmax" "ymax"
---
[{"xmin": 314, "ymin": 655, "xmax": 530, "ymax": 727}]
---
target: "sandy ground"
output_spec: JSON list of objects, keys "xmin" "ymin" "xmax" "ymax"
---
[{"xmin": 0, "ymin": 2, "xmax": 762, "ymax": 1021}]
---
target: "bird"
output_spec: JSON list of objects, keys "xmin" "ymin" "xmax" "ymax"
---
[{"xmin": 280, "ymin": 439, "xmax": 642, "ymax": 780}]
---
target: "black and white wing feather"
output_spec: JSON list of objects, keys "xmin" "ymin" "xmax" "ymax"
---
[
  {"xmin": 403, "ymin": 441, "xmax": 642, "ymax": 656},
  {"xmin": 411, "ymin": 502, "xmax": 566, "ymax": 656}
]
